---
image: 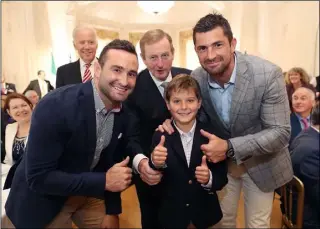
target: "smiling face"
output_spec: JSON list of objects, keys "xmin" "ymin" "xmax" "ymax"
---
[
  {"xmin": 142, "ymin": 37, "xmax": 174, "ymax": 81},
  {"xmin": 288, "ymin": 71, "xmax": 302, "ymax": 85},
  {"xmin": 194, "ymin": 27, "xmax": 236, "ymax": 80},
  {"xmin": 73, "ymin": 27, "xmax": 98, "ymax": 64},
  {"xmin": 292, "ymin": 87, "xmax": 315, "ymax": 115},
  {"xmin": 166, "ymin": 88, "xmax": 201, "ymax": 130},
  {"xmin": 94, "ymin": 49, "xmax": 138, "ymax": 107},
  {"xmin": 7, "ymin": 98, "xmax": 32, "ymax": 123}
]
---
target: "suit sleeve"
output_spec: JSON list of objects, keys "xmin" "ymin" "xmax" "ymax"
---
[
  {"xmin": 123, "ymin": 96, "xmax": 145, "ymax": 161},
  {"xmin": 207, "ymin": 159, "xmax": 228, "ymax": 192},
  {"xmin": 229, "ymin": 66, "xmax": 291, "ymax": 162},
  {"xmin": 23, "ymin": 82, "xmax": 33, "ymax": 95},
  {"xmin": 26, "ymin": 96, "xmax": 106, "ymax": 197},
  {"xmin": 56, "ymin": 67, "xmax": 64, "ymax": 88},
  {"xmin": 12, "ymin": 84, "xmax": 17, "ymax": 93}
]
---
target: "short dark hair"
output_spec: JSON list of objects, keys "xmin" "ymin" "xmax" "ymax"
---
[
  {"xmin": 37, "ymin": 70, "xmax": 44, "ymax": 76},
  {"xmin": 98, "ymin": 39, "xmax": 137, "ymax": 68},
  {"xmin": 165, "ymin": 74, "xmax": 201, "ymax": 102},
  {"xmin": 193, "ymin": 13, "xmax": 233, "ymax": 45},
  {"xmin": 311, "ymin": 103, "xmax": 320, "ymax": 126},
  {"xmin": 4, "ymin": 92, "xmax": 33, "ymax": 112}
]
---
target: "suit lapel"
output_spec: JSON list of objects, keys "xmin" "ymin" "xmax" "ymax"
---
[
  {"xmin": 79, "ymin": 82, "xmax": 97, "ymax": 167},
  {"xmin": 189, "ymin": 122, "xmax": 202, "ymax": 170},
  {"xmin": 171, "ymin": 125, "xmax": 189, "ymax": 168},
  {"xmin": 143, "ymin": 70, "xmax": 168, "ymax": 112},
  {"xmin": 199, "ymin": 73, "xmax": 230, "ymax": 136},
  {"xmin": 74, "ymin": 60, "xmax": 82, "ymax": 83},
  {"xmin": 105, "ymin": 112, "xmax": 123, "ymax": 163},
  {"xmin": 34, "ymin": 80, "xmax": 42, "ymax": 98},
  {"xmin": 230, "ymin": 52, "xmax": 251, "ymax": 127}
]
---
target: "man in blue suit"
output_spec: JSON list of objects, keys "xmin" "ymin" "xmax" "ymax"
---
[
  {"xmin": 289, "ymin": 87, "xmax": 315, "ymax": 146},
  {"xmin": 285, "ymin": 102, "xmax": 320, "ymax": 229},
  {"xmin": 4, "ymin": 39, "xmax": 142, "ymax": 228}
]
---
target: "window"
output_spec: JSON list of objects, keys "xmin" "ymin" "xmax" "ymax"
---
[{"xmin": 186, "ymin": 39, "xmax": 200, "ymax": 70}]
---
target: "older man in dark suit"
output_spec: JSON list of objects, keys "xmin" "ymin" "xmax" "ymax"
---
[
  {"xmin": 4, "ymin": 40, "xmax": 142, "ymax": 229},
  {"xmin": 125, "ymin": 29, "xmax": 191, "ymax": 228},
  {"xmin": 56, "ymin": 25, "xmax": 98, "ymax": 88},
  {"xmin": 285, "ymin": 103, "xmax": 320, "ymax": 229}
]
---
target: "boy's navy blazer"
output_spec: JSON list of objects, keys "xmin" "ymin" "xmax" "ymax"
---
[
  {"xmin": 150, "ymin": 120, "xmax": 228, "ymax": 228},
  {"xmin": 5, "ymin": 81, "xmax": 142, "ymax": 228}
]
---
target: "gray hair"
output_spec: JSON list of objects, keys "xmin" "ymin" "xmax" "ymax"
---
[
  {"xmin": 292, "ymin": 87, "xmax": 316, "ymax": 101},
  {"xmin": 72, "ymin": 24, "xmax": 97, "ymax": 42},
  {"xmin": 24, "ymin": 90, "xmax": 38, "ymax": 97}
]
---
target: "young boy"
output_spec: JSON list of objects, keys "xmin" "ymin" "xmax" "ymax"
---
[{"xmin": 149, "ymin": 74, "xmax": 228, "ymax": 228}]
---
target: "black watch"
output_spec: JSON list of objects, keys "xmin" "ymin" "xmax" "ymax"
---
[{"xmin": 226, "ymin": 140, "xmax": 235, "ymax": 158}]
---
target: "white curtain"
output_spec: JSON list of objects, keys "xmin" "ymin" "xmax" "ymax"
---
[
  {"xmin": 2, "ymin": 2, "xmax": 53, "ymax": 92},
  {"xmin": 96, "ymin": 38, "xmax": 112, "ymax": 58}
]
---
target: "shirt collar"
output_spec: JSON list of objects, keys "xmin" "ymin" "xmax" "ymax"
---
[
  {"xmin": 208, "ymin": 53, "xmax": 237, "ymax": 88},
  {"xmin": 149, "ymin": 71, "xmax": 173, "ymax": 88},
  {"xmin": 80, "ymin": 58, "xmax": 97, "ymax": 68},
  {"xmin": 37, "ymin": 77, "xmax": 45, "ymax": 83},
  {"xmin": 294, "ymin": 112, "xmax": 310, "ymax": 121},
  {"xmin": 91, "ymin": 80, "xmax": 121, "ymax": 115},
  {"xmin": 173, "ymin": 120, "xmax": 197, "ymax": 138}
]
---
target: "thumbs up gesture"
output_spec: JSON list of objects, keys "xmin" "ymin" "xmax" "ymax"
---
[
  {"xmin": 195, "ymin": 156, "xmax": 210, "ymax": 184},
  {"xmin": 151, "ymin": 135, "xmax": 168, "ymax": 168},
  {"xmin": 105, "ymin": 156, "xmax": 132, "ymax": 192}
]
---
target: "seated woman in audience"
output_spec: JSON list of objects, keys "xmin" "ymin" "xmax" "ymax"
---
[
  {"xmin": 285, "ymin": 67, "xmax": 316, "ymax": 111},
  {"xmin": 3, "ymin": 93, "xmax": 33, "ymax": 189}
]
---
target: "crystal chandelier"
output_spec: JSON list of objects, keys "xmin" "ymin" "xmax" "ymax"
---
[{"xmin": 137, "ymin": 1, "xmax": 175, "ymax": 15}]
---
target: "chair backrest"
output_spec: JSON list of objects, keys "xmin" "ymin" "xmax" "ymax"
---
[{"xmin": 281, "ymin": 175, "xmax": 305, "ymax": 228}]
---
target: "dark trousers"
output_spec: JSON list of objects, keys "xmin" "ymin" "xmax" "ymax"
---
[{"xmin": 134, "ymin": 175, "xmax": 161, "ymax": 229}]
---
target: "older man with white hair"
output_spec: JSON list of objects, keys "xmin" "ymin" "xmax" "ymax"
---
[
  {"xmin": 289, "ymin": 86, "xmax": 316, "ymax": 146},
  {"xmin": 56, "ymin": 25, "xmax": 98, "ymax": 88},
  {"xmin": 24, "ymin": 90, "xmax": 40, "ymax": 107}
]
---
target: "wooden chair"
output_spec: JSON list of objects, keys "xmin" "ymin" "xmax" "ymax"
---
[{"xmin": 280, "ymin": 175, "xmax": 305, "ymax": 228}]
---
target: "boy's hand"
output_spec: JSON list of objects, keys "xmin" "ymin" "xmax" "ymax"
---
[
  {"xmin": 195, "ymin": 156, "xmax": 210, "ymax": 184},
  {"xmin": 151, "ymin": 135, "xmax": 167, "ymax": 167}
]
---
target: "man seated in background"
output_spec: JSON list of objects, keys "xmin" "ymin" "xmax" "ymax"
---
[
  {"xmin": 289, "ymin": 87, "xmax": 315, "ymax": 146},
  {"xmin": 1, "ymin": 75, "xmax": 16, "ymax": 95},
  {"xmin": 23, "ymin": 70, "xmax": 54, "ymax": 98},
  {"xmin": 282, "ymin": 103, "xmax": 319, "ymax": 229},
  {"xmin": 24, "ymin": 90, "xmax": 40, "ymax": 107}
]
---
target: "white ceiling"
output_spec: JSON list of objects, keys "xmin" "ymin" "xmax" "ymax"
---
[{"xmin": 68, "ymin": 1, "xmax": 227, "ymax": 29}]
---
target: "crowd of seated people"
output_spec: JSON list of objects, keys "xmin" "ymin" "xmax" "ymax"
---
[{"xmin": 280, "ymin": 67, "xmax": 319, "ymax": 228}]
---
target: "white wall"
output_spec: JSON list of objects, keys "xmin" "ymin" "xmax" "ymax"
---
[{"xmin": 2, "ymin": 1, "xmax": 319, "ymax": 92}]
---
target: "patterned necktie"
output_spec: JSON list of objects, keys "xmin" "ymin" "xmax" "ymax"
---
[
  {"xmin": 301, "ymin": 118, "xmax": 309, "ymax": 130},
  {"xmin": 83, "ymin": 64, "xmax": 92, "ymax": 83},
  {"xmin": 160, "ymin": 82, "xmax": 168, "ymax": 97}
]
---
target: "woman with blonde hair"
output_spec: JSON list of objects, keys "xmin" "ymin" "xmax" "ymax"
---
[{"xmin": 285, "ymin": 67, "xmax": 316, "ymax": 111}]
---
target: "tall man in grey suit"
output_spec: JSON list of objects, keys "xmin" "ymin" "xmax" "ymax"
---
[{"xmin": 160, "ymin": 13, "xmax": 293, "ymax": 228}]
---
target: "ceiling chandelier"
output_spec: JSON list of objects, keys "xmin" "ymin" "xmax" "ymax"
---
[{"xmin": 137, "ymin": 1, "xmax": 175, "ymax": 15}]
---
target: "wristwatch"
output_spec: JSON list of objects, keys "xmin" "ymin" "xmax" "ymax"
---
[{"xmin": 226, "ymin": 140, "xmax": 235, "ymax": 159}]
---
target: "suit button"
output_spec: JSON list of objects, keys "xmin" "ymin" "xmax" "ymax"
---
[
  {"xmin": 188, "ymin": 180, "xmax": 192, "ymax": 184},
  {"xmin": 186, "ymin": 204, "xmax": 189, "ymax": 207}
]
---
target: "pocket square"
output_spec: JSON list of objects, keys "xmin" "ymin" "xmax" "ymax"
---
[{"xmin": 118, "ymin": 133, "xmax": 122, "ymax": 139}]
